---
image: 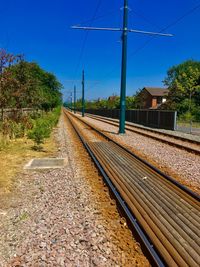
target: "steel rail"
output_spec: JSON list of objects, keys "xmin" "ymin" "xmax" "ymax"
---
[
  {"xmin": 86, "ymin": 113, "xmax": 200, "ymax": 145},
  {"xmin": 65, "ymin": 108, "xmax": 200, "ymax": 202},
  {"xmin": 89, "ymin": 142, "xmax": 200, "ymax": 266},
  {"xmin": 63, "ymin": 109, "xmax": 200, "ymax": 266},
  {"xmin": 64, "ymin": 110, "xmax": 166, "ymax": 267},
  {"xmin": 83, "ymin": 113, "xmax": 200, "ymax": 155}
]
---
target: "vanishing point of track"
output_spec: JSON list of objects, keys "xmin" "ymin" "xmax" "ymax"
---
[
  {"xmin": 63, "ymin": 108, "xmax": 200, "ymax": 267},
  {"xmin": 84, "ymin": 113, "xmax": 200, "ymax": 155}
]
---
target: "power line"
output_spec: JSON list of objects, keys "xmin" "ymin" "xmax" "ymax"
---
[
  {"xmin": 75, "ymin": 8, "xmax": 120, "ymax": 27},
  {"xmin": 72, "ymin": 0, "xmax": 102, "ymax": 83},
  {"xmin": 162, "ymin": 2, "xmax": 200, "ymax": 31},
  {"xmin": 131, "ymin": 8, "xmax": 161, "ymax": 31},
  {"xmin": 88, "ymin": 1, "xmax": 200, "ymax": 92},
  {"xmin": 129, "ymin": 2, "xmax": 200, "ymax": 57},
  {"xmin": 72, "ymin": 3, "xmax": 200, "ymax": 110}
]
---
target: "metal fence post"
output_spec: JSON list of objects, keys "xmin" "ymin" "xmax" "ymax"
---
[
  {"xmin": 158, "ymin": 111, "xmax": 161, "ymax": 128},
  {"xmin": 174, "ymin": 111, "xmax": 177, "ymax": 131}
]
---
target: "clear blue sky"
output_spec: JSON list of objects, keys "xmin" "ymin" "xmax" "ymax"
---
[{"xmin": 0, "ymin": 0, "xmax": 200, "ymax": 101}]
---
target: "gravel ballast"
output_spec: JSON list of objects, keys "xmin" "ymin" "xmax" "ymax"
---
[
  {"xmin": 0, "ymin": 114, "xmax": 149, "ymax": 267},
  {"xmin": 80, "ymin": 115, "xmax": 200, "ymax": 195}
]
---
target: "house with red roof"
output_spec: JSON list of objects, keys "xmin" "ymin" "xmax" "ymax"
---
[{"xmin": 137, "ymin": 87, "xmax": 169, "ymax": 109}]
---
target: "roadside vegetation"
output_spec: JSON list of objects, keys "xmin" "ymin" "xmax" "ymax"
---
[
  {"xmin": 65, "ymin": 59, "xmax": 200, "ymax": 125},
  {"xmin": 0, "ymin": 49, "xmax": 62, "ymax": 192},
  {"xmin": 162, "ymin": 60, "xmax": 200, "ymax": 123},
  {"xmin": 0, "ymin": 131, "xmax": 57, "ymax": 193},
  {"xmin": 64, "ymin": 95, "xmax": 137, "ymax": 110}
]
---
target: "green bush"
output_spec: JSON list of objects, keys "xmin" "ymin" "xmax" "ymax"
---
[
  {"xmin": 27, "ymin": 106, "xmax": 61, "ymax": 150},
  {"xmin": 0, "ymin": 107, "xmax": 61, "ymax": 150},
  {"xmin": 28, "ymin": 119, "xmax": 51, "ymax": 150},
  {"xmin": 179, "ymin": 111, "xmax": 195, "ymax": 123}
]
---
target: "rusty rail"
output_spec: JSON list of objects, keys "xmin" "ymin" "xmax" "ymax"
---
[
  {"xmin": 83, "ymin": 113, "xmax": 200, "ymax": 155},
  {"xmin": 63, "ymin": 109, "xmax": 200, "ymax": 267}
]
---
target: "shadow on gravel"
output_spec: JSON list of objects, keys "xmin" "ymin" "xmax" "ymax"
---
[{"xmin": 102, "ymin": 130, "xmax": 118, "ymax": 135}]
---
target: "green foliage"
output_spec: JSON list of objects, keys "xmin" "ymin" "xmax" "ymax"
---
[
  {"xmin": 64, "ymin": 95, "xmax": 136, "ymax": 110},
  {"xmin": 0, "ymin": 49, "xmax": 21, "ymax": 111},
  {"xmin": 18, "ymin": 211, "xmax": 29, "ymax": 221},
  {"xmin": 0, "ymin": 49, "xmax": 63, "ymax": 112},
  {"xmin": 28, "ymin": 107, "xmax": 61, "ymax": 150},
  {"xmin": 163, "ymin": 60, "xmax": 200, "ymax": 121},
  {"xmin": 10, "ymin": 61, "xmax": 63, "ymax": 110},
  {"xmin": 28, "ymin": 119, "xmax": 51, "ymax": 149},
  {"xmin": 0, "ymin": 49, "xmax": 62, "ymax": 149},
  {"xmin": 126, "ymin": 96, "xmax": 137, "ymax": 109}
]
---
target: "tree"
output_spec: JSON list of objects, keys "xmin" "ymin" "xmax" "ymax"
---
[
  {"xmin": 0, "ymin": 49, "xmax": 63, "ymax": 120},
  {"xmin": 0, "ymin": 49, "xmax": 21, "ymax": 118},
  {"xmin": 10, "ymin": 61, "xmax": 63, "ymax": 110},
  {"xmin": 163, "ymin": 60, "xmax": 200, "ymax": 120},
  {"xmin": 40, "ymin": 72, "xmax": 62, "ymax": 111}
]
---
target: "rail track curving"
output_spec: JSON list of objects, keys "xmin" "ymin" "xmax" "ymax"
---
[
  {"xmin": 63, "ymin": 108, "xmax": 200, "ymax": 267},
  {"xmin": 82, "ymin": 113, "xmax": 200, "ymax": 155}
]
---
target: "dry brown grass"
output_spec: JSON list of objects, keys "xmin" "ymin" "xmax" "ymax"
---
[{"xmin": 0, "ymin": 131, "xmax": 57, "ymax": 193}]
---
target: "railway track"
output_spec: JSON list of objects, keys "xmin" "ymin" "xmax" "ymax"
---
[
  {"xmin": 63, "ymin": 109, "xmax": 200, "ymax": 267},
  {"xmin": 82, "ymin": 113, "xmax": 200, "ymax": 155}
]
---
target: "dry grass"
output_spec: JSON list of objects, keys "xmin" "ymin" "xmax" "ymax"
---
[{"xmin": 0, "ymin": 131, "xmax": 57, "ymax": 193}]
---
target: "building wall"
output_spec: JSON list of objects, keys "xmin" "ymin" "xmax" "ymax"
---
[
  {"xmin": 138, "ymin": 90, "xmax": 152, "ymax": 109},
  {"xmin": 137, "ymin": 88, "xmax": 168, "ymax": 109},
  {"xmin": 151, "ymin": 97, "xmax": 157, "ymax": 108}
]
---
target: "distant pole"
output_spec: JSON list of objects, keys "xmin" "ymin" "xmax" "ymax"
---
[
  {"xmin": 74, "ymin": 85, "xmax": 76, "ymax": 114},
  {"xmin": 82, "ymin": 70, "xmax": 85, "ymax": 117},
  {"xmin": 70, "ymin": 92, "xmax": 73, "ymax": 111},
  {"xmin": 119, "ymin": 0, "xmax": 128, "ymax": 134}
]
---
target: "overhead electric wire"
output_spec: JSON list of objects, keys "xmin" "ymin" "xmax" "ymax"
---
[
  {"xmin": 129, "ymin": 2, "xmax": 200, "ymax": 57},
  {"xmin": 87, "ymin": 1, "xmax": 200, "ymax": 93},
  {"xmin": 75, "ymin": 9, "xmax": 121, "ymax": 27},
  {"xmin": 131, "ymin": 8, "xmax": 162, "ymax": 31},
  {"xmin": 72, "ymin": 0, "xmax": 102, "ymax": 84}
]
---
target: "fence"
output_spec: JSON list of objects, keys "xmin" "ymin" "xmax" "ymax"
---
[
  {"xmin": 177, "ymin": 120, "xmax": 200, "ymax": 135},
  {"xmin": 84, "ymin": 109, "xmax": 177, "ymax": 130},
  {"xmin": 0, "ymin": 108, "xmax": 36, "ymax": 121}
]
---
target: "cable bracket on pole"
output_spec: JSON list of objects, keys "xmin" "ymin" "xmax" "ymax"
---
[
  {"xmin": 71, "ymin": 0, "xmax": 173, "ymax": 134},
  {"xmin": 71, "ymin": 26, "xmax": 173, "ymax": 37}
]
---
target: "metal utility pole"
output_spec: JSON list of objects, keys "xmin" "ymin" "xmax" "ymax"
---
[
  {"xmin": 70, "ymin": 92, "xmax": 73, "ymax": 111},
  {"xmin": 71, "ymin": 0, "xmax": 172, "ymax": 133},
  {"xmin": 74, "ymin": 85, "xmax": 76, "ymax": 114},
  {"xmin": 82, "ymin": 70, "xmax": 85, "ymax": 117},
  {"xmin": 119, "ymin": 0, "xmax": 128, "ymax": 133}
]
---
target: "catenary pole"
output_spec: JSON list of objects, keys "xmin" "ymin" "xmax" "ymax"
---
[
  {"xmin": 119, "ymin": 0, "xmax": 128, "ymax": 134},
  {"xmin": 70, "ymin": 92, "xmax": 73, "ymax": 111},
  {"xmin": 71, "ymin": 0, "xmax": 172, "ymax": 133},
  {"xmin": 82, "ymin": 70, "xmax": 85, "ymax": 117},
  {"xmin": 74, "ymin": 85, "xmax": 76, "ymax": 114}
]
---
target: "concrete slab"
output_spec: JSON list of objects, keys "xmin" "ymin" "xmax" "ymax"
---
[{"xmin": 24, "ymin": 158, "xmax": 68, "ymax": 170}]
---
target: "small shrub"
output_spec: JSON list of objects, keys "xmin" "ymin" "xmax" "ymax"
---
[
  {"xmin": 27, "ymin": 107, "xmax": 61, "ymax": 150},
  {"xmin": 29, "ymin": 110, "xmax": 42, "ymax": 120},
  {"xmin": 28, "ymin": 119, "xmax": 51, "ymax": 150},
  {"xmin": 179, "ymin": 111, "xmax": 195, "ymax": 123}
]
